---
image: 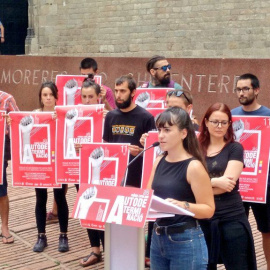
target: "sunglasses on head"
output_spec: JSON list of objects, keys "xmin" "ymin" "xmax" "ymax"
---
[
  {"xmin": 167, "ymin": 90, "xmax": 191, "ymax": 104},
  {"xmin": 153, "ymin": 64, "xmax": 171, "ymax": 72},
  {"xmin": 83, "ymin": 73, "xmax": 95, "ymax": 83}
]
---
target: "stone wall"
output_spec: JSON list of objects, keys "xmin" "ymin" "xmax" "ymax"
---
[
  {"xmin": 26, "ymin": 0, "xmax": 270, "ymax": 58},
  {"xmin": 1, "ymin": 55, "xmax": 270, "ymax": 122}
]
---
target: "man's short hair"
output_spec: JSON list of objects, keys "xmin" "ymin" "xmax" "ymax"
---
[
  {"xmin": 181, "ymin": 90, "xmax": 193, "ymax": 106},
  {"xmin": 115, "ymin": 74, "xmax": 136, "ymax": 92},
  {"xmin": 146, "ymin": 55, "xmax": 166, "ymax": 72},
  {"xmin": 80, "ymin": 58, "xmax": 98, "ymax": 72},
  {"xmin": 237, "ymin": 73, "xmax": 260, "ymax": 89}
]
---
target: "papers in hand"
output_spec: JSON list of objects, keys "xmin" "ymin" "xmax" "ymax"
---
[
  {"xmin": 147, "ymin": 209, "xmax": 175, "ymax": 219},
  {"xmin": 148, "ymin": 195, "xmax": 195, "ymax": 218}
]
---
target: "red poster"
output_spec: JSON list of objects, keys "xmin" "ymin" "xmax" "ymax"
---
[
  {"xmin": 79, "ymin": 143, "xmax": 130, "ymax": 186},
  {"xmin": 79, "ymin": 143, "xmax": 130, "ymax": 229},
  {"xmin": 134, "ymin": 88, "xmax": 173, "ymax": 109},
  {"xmin": 9, "ymin": 112, "xmax": 60, "ymax": 188},
  {"xmin": 72, "ymin": 184, "xmax": 153, "ymax": 230},
  {"xmin": 232, "ymin": 116, "xmax": 270, "ymax": 203},
  {"xmin": 55, "ymin": 105, "xmax": 104, "ymax": 184},
  {"xmin": 146, "ymin": 108, "xmax": 165, "ymax": 118},
  {"xmin": 141, "ymin": 131, "xmax": 161, "ymax": 189},
  {"xmin": 55, "ymin": 75, "xmax": 102, "ymax": 106},
  {"xmin": 0, "ymin": 111, "xmax": 6, "ymax": 185}
]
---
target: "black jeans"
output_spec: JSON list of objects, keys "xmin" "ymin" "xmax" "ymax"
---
[
  {"xmin": 35, "ymin": 185, "xmax": 68, "ymax": 234},
  {"xmin": 204, "ymin": 221, "xmax": 250, "ymax": 270},
  {"xmin": 146, "ymin": 222, "xmax": 154, "ymax": 257}
]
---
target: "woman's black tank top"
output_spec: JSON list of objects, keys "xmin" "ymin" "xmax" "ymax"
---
[{"xmin": 152, "ymin": 155, "xmax": 196, "ymax": 226}]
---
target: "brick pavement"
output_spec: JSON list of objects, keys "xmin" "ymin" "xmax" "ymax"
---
[{"xmin": 0, "ymin": 163, "xmax": 267, "ymax": 269}]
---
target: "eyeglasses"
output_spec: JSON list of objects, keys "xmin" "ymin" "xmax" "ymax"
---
[
  {"xmin": 208, "ymin": 120, "xmax": 230, "ymax": 127},
  {"xmin": 234, "ymin": 87, "xmax": 253, "ymax": 93},
  {"xmin": 167, "ymin": 90, "xmax": 191, "ymax": 104},
  {"xmin": 153, "ymin": 64, "xmax": 171, "ymax": 72}
]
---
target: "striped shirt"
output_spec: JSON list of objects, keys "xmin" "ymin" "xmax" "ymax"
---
[
  {"xmin": 0, "ymin": 91, "xmax": 19, "ymax": 135},
  {"xmin": 0, "ymin": 91, "xmax": 19, "ymax": 113}
]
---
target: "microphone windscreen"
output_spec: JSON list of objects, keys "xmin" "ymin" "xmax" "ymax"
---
[{"xmin": 152, "ymin": 141, "xmax": 160, "ymax": 147}]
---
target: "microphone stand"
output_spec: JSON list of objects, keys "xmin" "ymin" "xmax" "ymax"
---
[{"xmin": 121, "ymin": 142, "xmax": 160, "ymax": 187}]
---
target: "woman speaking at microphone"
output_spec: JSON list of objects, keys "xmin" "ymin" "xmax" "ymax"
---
[{"xmin": 147, "ymin": 107, "xmax": 215, "ymax": 269}]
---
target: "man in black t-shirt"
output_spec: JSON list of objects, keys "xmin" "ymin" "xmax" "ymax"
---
[{"xmin": 103, "ymin": 74, "xmax": 155, "ymax": 187}]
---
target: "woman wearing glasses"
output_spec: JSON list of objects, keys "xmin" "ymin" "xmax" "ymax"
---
[{"xmin": 198, "ymin": 103, "xmax": 256, "ymax": 270}]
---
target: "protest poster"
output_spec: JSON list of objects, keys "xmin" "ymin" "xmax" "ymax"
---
[
  {"xmin": 9, "ymin": 112, "xmax": 60, "ymax": 188},
  {"xmin": 79, "ymin": 143, "xmax": 130, "ymax": 186},
  {"xmin": 146, "ymin": 108, "xmax": 165, "ymax": 118},
  {"xmin": 55, "ymin": 75, "xmax": 102, "ymax": 106},
  {"xmin": 134, "ymin": 88, "xmax": 173, "ymax": 109},
  {"xmin": 55, "ymin": 105, "xmax": 104, "ymax": 184},
  {"xmin": 0, "ymin": 111, "xmax": 6, "ymax": 185},
  {"xmin": 72, "ymin": 184, "xmax": 153, "ymax": 230},
  {"xmin": 141, "ymin": 131, "xmax": 161, "ymax": 189},
  {"xmin": 232, "ymin": 116, "xmax": 270, "ymax": 203},
  {"xmin": 79, "ymin": 142, "xmax": 130, "ymax": 229}
]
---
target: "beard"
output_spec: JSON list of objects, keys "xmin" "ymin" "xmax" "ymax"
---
[
  {"xmin": 155, "ymin": 73, "xmax": 171, "ymax": 86},
  {"xmin": 115, "ymin": 93, "xmax": 132, "ymax": 109},
  {"xmin": 160, "ymin": 76, "xmax": 171, "ymax": 85},
  {"xmin": 238, "ymin": 95, "xmax": 256, "ymax": 106}
]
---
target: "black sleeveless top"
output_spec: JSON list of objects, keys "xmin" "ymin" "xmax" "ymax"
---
[{"xmin": 152, "ymin": 155, "xmax": 196, "ymax": 226}]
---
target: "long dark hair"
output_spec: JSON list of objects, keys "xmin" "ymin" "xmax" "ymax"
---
[
  {"xmin": 198, "ymin": 102, "xmax": 234, "ymax": 156},
  {"xmin": 156, "ymin": 107, "xmax": 207, "ymax": 170},
  {"xmin": 38, "ymin": 81, "xmax": 58, "ymax": 109}
]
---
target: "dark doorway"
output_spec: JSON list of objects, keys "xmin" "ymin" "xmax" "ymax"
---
[{"xmin": 0, "ymin": 0, "xmax": 28, "ymax": 55}]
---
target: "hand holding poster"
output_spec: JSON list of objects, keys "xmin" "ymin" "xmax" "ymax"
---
[
  {"xmin": 55, "ymin": 75, "xmax": 102, "ymax": 106},
  {"xmin": 232, "ymin": 116, "xmax": 270, "ymax": 203},
  {"xmin": 0, "ymin": 111, "xmax": 6, "ymax": 185},
  {"xmin": 56, "ymin": 105, "xmax": 104, "ymax": 184},
  {"xmin": 134, "ymin": 88, "xmax": 173, "ymax": 109},
  {"xmin": 9, "ymin": 112, "xmax": 60, "ymax": 188},
  {"xmin": 72, "ymin": 184, "xmax": 153, "ymax": 230}
]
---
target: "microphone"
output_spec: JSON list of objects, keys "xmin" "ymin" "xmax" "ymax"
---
[{"xmin": 121, "ymin": 141, "xmax": 160, "ymax": 187}]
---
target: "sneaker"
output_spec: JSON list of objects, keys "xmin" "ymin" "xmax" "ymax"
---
[
  {"xmin": 33, "ymin": 234, "xmax": 47, "ymax": 252},
  {"xmin": 58, "ymin": 233, "xmax": 69, "ymax": 252}
]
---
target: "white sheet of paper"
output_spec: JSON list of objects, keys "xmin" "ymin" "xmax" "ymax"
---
[
  {"xmin": 150, "ymin": 195, "xmax": 195, "ymax": 217},
  {"xmin": 147, "ymin": 208, "xmax": 175, "ymax": 219}
]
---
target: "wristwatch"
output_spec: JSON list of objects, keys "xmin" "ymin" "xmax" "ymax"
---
[{"xmin": 184, "ymin": 201, "xmax": 190, "ymax": 210}]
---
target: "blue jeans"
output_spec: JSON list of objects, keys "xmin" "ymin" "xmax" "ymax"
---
[{"xmin": 150, "ymin": 222, "xmax": 208, "ymax": 270}]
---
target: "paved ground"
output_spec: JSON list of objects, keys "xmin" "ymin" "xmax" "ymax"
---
[{"xmin": 0, "ymin": 163, "xmax": 267, "ymax": 270}]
